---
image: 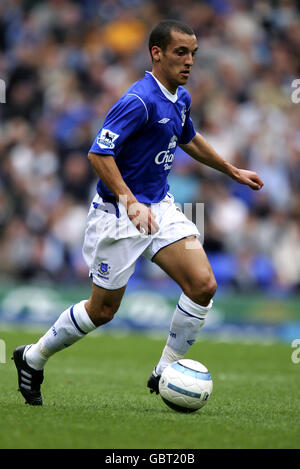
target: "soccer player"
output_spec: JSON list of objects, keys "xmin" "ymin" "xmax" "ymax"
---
[{"xmin": 13, "ymin": 20, "xmax": 263, "ymax": 405}]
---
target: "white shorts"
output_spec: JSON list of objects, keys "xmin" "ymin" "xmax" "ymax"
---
[{"xmin": 82, "ymin": 192, "xmax": 200, "ymax": 289}]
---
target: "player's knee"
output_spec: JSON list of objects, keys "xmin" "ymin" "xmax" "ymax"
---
[
  {"xmin": 93, "ymin": 305, "xmax": 117, "ymax": 326},
  {"xmin": 85, "ymin": 300, "xmax": 119, "ymax": 327},
  {"xmin": 183, "ymin": 275, "xmax": 217, "ymax": 306},
  {"xmin": 99, "ymin": 306, "xmax": 116, "ymax": 324},
  {"xmin": 204, "ymin": 276, "xmax": 217, "ymax": 300}
]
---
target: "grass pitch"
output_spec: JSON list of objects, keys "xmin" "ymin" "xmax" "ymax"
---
[{"xmin": 0, "ymin": 328, "xmax": 299, "ymax": 449}]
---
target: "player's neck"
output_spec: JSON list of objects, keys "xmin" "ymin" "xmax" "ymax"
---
[{"xmin": 151, "ymin": 70, "xmax": 178, "ymax": 95}]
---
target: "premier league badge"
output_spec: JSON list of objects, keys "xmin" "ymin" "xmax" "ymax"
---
[{"xmin": 97, "ymin": 128, "xmax": 119, "ymax": 149}]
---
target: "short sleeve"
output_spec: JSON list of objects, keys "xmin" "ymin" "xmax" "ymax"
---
[{"xmin": 89, "ymin": 94, "xmax": 148, "ymax": 156}]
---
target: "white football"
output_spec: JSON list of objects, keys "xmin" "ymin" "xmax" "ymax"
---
[{"xmin": 159, "ymin": 359, "xmax": 213, "ymax": 413}]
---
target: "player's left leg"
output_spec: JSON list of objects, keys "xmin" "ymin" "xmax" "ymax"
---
[
  {"xmin": 153, "ymin": 236, "xmax": 216, "ymax": 305},
  {"xmin": 147, "ymin": 236, "xmax": 217, "ymax": 393}
]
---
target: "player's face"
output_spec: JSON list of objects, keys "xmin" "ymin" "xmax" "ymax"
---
[{"xmin": 152, "ymin": 30, "xmax": 198, "ymax": 93}]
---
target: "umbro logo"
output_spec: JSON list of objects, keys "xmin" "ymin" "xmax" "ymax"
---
[{"xmin": 158, "ymin": 118, "xmax": 170, "ymax": 124}]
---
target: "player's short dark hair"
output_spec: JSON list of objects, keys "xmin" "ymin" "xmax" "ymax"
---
[{"xmin": 149, "ymin": 20, "xmax": 195, "ymax": 60}]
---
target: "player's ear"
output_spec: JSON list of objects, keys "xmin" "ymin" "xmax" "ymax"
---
[{"xmin": 151, "ymin": 46, "xmax": 161, "ymax": 63}]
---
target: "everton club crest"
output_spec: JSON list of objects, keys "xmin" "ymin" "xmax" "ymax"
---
[
  {"xmin": 181, "ymin": 106, "xmax": 187, "ymax": 127},
  {"xmin": 98, "ymin": 262, "xmax": 111, "ymax": 278}
]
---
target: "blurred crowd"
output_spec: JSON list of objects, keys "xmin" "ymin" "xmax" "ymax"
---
[{"xmin": 0, "ymin": 0, "xmax": 299, "ymax": 293}]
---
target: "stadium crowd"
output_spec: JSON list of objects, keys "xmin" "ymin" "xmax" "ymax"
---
[{"xmin": 0, "ymin": 0, "xmax": 299, "ymax": 293}]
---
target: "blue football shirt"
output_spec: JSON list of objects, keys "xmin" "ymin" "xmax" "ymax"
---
[{"xmin": 89, "ymin": 72, "xmax": 196, "ymax": 204}]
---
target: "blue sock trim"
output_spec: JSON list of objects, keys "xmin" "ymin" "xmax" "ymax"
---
[
  {"xmin": 177, "ymin": 303, "xmax": 204, "ymax": 321},
  {"xmin": 70, "ymin": 305, "xmax": 87, "ymax": 335}
]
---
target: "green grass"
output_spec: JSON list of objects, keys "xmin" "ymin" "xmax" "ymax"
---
[{"xmin": 0, "ymin": 329, "xmax": 299, "ymax": 449}]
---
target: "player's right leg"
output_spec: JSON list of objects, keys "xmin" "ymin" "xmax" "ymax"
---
[
  {"xmin": 12, "ymin": 194, "xmax": 153, "ymax": 405},
  {"xmin": 12, "ymin": 283, "xmax": 126, "ymax": 405}
]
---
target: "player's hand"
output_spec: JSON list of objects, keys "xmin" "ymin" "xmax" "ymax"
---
[
  {"xmin": 127, "ymin": 201, "xmax": 159, "ymax": 235},
  {"xmin": 231, "ymin": 168, "xmax": 264, "ymax": 191}
]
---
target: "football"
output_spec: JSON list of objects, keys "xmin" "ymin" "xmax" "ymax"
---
[{"xmin": 159, "ymin": 359, "xmax": 213, "ymax": 413}]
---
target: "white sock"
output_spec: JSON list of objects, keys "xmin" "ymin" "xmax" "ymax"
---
[
  {"xmin": 155, "ymin": 293, "xmax": 213, "ymax": 375},
  {"xmin": 154, "ymin": 345, "xmax": 184, "ymax": 376},
  {"xmin": 25, "ymin": 300, "xmax": 96, "ymax": 370}
]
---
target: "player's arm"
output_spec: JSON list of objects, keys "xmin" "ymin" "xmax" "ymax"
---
[
  {"xmin": 179, "ymin": 132, "xmax": 263, "ymax": 190},
  {"xmin": 88, "ymin": 153, "xmax": 159, "ymax": 234},
  {"xmin": 88, "ymin": 94, "xmax": 159, "ymax": 234}
]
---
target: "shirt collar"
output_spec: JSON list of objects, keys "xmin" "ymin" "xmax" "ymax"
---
[{"xmin": 146, "ymin": 71, "xmax": 178, "ymax": 103}]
